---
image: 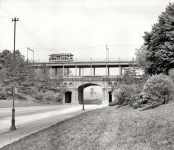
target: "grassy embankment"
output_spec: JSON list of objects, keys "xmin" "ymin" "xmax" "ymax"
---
[{"xmin": 1, "ymin": 103, "xmax": 174, "ymax": 150}]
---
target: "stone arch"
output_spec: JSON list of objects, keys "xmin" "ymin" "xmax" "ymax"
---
[
  {"xmin": 78, "ymin": 82, "xmax": 103, "ymax": 89},
  {"xmin": 77, "ymin": 82, "xmax": 102, "ymax": 104}
]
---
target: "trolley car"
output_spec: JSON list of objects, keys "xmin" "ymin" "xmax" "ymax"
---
[{"xmin": 49, "ymin": 53, "xmax": 74, "ymax": 62}]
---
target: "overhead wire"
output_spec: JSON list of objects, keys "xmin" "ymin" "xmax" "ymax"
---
[
  {"xmin": 64, "ymin": 45, "xmax": 105, "ymax": 50},
  {"xmin": 50, "ymin": 44, "xmax": 142, "ymax": 51},
  {"xmin": 0, "ymin": 16, "xmax": 11, "ymax": 19},
  {"xmin": 0, "ymin": 7, "xmax": 15, "ymax": 17},
  {"xmin": 0, "ymin": 7, "xmax": 142, "ymax": 55},
  {"xmin": 18, "ymin": 21, "xmax": 52, "ymax": 52},
  {"xmin": 17, "ymin": 22, "xmax": 50, "ymax": 54},
  {"xmin": 0, "ymin": 7, "xmax": 52, "ymax": 54},
  {"xmin": 109, "ymin": 44, "xmax": 142, "ymax": 47}
]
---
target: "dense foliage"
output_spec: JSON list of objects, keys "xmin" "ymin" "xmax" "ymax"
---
[
  {"xmin": 135, "ymin": 45, "xmax": 149, "ymax": 70},
  {"xmin": 143, "ymin": 3, "xmax": 174, "ymax": 75},
  {"xmin": 169, "ymin": 68, "xmax": 174, "ymax": 82},
  {"xmin": 143, "ymin": 74, "xmax": 174, "ymax": 104},
  {"xmin": 113, "ymin": 84, "xmax": 136, "ymax": 105},
  {"xmin": 0, "ymin": 49, "xmax": 65, "ymax": 102}
]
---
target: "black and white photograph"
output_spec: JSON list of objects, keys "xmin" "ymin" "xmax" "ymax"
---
[{"xmin": 1, "ymin": 0, "xmax": 174, "ymax": 149}]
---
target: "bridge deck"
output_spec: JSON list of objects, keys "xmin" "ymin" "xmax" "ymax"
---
[{"xmin": 32, "ymin": 60, "xmax": 137, "ymax": 68}]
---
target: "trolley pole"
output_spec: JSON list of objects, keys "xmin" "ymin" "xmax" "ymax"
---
[{"xmin": 10, "ymin": 17, "xmax": 19, "ymax": 131}]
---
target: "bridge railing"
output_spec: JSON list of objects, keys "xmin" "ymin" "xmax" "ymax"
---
[
  {"xmin": 51, "ymin": 75, "xmax": 142, "ymax": 81},
  {"xmin": 52, "ymin": 76, "xmax": 123, "ymax": 81},
  {"xmin": 33, "ymin": 57, "xmax": 135, "ymax": 63}
]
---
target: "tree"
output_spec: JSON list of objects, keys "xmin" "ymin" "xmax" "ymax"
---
[
  {"xmin": 143, "ymin": 3, "xmax": 174, "ymax": 75},
  {"xmin": 0, "ymin": 50, "xmax": 13, "ymax": 77},
  {"xmin": 135, "ymin": 45, "xmax": 149, "ymax": 70}
]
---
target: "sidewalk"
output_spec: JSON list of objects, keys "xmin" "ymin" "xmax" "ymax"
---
[{"xmin": 0, "ymin": 104, "xmax": 108, "ymax": 149}]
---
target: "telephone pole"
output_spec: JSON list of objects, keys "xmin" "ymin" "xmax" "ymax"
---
[
  {"xmin": 27, "ymin": 48, "xmax": 34, "ymax": 62},
  {"xmin": 106, "ymin": 45, "xmax": 109, "ymax": 61},
  {"xmin": 10, "ymin": 17, "xmax": 19, "ymax": 131}
]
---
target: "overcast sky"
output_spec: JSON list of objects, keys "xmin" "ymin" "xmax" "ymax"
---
[{"xmin": 0, "ymin": 0, "xmax": 173, "ymax": 61}]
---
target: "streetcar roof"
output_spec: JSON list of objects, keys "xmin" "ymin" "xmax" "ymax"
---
[{"xmin": 49, "ymin": 53, "xmax": 74, "ymax": 56}]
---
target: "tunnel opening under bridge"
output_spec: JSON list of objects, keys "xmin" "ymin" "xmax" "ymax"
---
[{"xmin": 77, "ymin": 83, "xmax": 103, "ymax": 104}]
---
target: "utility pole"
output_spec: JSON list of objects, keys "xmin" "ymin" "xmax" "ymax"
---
[
  {"xmin": 106, "ymin": 45, "xmax": 108, "ymax": 76},
  {"xmin": 27, "ymin": 48, "xmax": 34, "ymax": 62},
  {"xmin": 106, "ymin": 45, "xmax": 109, "ymax": 61},
  {"xmin": 106, "ymin": 45, "xmax": 108, "ymax": 61},
  {"xmin": 10, "ymin": 17, "xmax": 19, "ymax": 131},
  {"xmin": 27, "ymin": 47, "xmax": 29, "ymax": 63}
]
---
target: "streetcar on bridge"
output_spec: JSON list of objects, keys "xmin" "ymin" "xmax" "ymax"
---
[{"xmin": 49, "ymin": 53, "xmax": 74, "ymax": 62}]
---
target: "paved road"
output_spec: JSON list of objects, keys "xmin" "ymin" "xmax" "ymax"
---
[{"xmin": 0, "ymin": 103, "xmax": 108, "ymax": 148}]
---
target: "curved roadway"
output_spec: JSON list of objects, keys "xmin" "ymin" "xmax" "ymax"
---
[{"xmin": 0, "ymin": 103, "xmax": 107, "ymax": 148}]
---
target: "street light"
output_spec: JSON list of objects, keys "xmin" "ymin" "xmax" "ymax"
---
[
  {"xmin": 82, "ymin": 82, "xmax": 85, "ymax": 111},
  {"xmin": 10, "ymin": 17, "xmax": 19, "ymax": 131},
  {"xmin": 82, "ymin": 73, "xmax": 85, "ymax": 111}
]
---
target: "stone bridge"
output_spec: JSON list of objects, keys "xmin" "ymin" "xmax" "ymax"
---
[
  {"xmin": 60, "ymin": 76, "xmax": 121, "ymax": 104},
  {"xmin": 32, "ymin": 58, "xmax": 138, "ymax": 104}
]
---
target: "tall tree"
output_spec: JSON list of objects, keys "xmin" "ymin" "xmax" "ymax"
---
[
  {"xmin": 143, "ymin": 3, "xmax": 174, "ymax": 75},
  {"xmin": 135, "ymin": 45, "xmax": 149, "ymax": 70}
]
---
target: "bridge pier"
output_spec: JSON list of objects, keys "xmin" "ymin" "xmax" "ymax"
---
[
  {"xmin": 79, "ymin": 68, "xmax": 81, "ymax": 76},
  {"xmin": 63, "ymin": 88, "xmax": 79, "ymax": 104},
  {"xmin": 119, "ymin": 65, "xmax": 122, "ymax": 76},
  {"xmin": 93, "ymin": 67, "xmax": 95, "ymax": 76},
  {"xmin": 102, "ymin": 88, "xmax": 110, "ymax": 105},
  {"xmin": 108, "ymin": 67, "xmax": 110, "ymax": 76},
  {"xmin": 55, "ymin": 68, "xmax": 58, "ymax": 76}
]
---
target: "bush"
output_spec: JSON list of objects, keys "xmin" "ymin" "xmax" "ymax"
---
[
  {"xmin": 109, "ymin": 100, "xmax": 118, "ymax": 106},
  {"xmin": 0, "ymin": 91, "xmax": 7, "ymax": 100},
  {"xmin": 143, "ymin": 74, "xmax": 174, "ymax": 104},
  {"xmin": 34, "ymin": 92, "xmax": 45, "ymax": 102},
  {"xmin": 113, "ymin": 84, "xmax": 136, "ymax": 105},
  {"xmin": 129, "ymin": 91, "xmax": 149, "ymax": 109},
  {"xmin": 43, "ymin": 91, "xmax": 63, "ymax": 103},
  {"xmin": 43, "ymin": 91, "xmax": 56, "ymax": 101}
]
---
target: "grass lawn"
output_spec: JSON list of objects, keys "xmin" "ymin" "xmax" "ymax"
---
[{"xmin": 1, "ymin": 103, "xmax": 174, "ymax": 150}]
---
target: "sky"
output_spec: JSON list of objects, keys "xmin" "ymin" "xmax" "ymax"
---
[
  {"xmin": 0, "ymin": 0, "xmax": 173, "ymax": 93},
  {"xmin": 0, "ymin": 0, "xmax": 173, "ymax": 62}
]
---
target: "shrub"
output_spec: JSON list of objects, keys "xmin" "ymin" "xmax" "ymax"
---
[
  {"xmin": 143, "ymin": 74, "xmax": 174, "ymax": 104},
  {"xmin": 34, "ymin": 92, "xmax": 45, "ymax": 102},
  {"xmin": 169, "ymin": 69, "xmax": 174, "ymax": 82},
  {"xmin": 129, "ymin": 91, "xmax": 149, "ymax": 109},
  {"xmin": 54, "ymin": 92, "xmax": 63, "ymax": 103},
  {"xmin": 43, "ymin": 91, "xmax": 63, "ymax": 103},
  {"xmin": 113, "ymin": 84, "xmax": 136, "ymax": 105},
  {"xmin": 43, "ymin": 91, "xmax": 55, "ymax": 101},
  {"xmin": 0, "ymin": 91, "xmax": 7, "ymax": 100},
  {"xmin": 109, "ymin": 100, "xmax": 118, "ymax": 106}
]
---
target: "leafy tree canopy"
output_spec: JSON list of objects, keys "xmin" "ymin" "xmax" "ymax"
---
[
  {"xmin": 135, "ymin": 45, "xmax": 149, "ymax": 70},
  {"xmin": 143, "ymin": 3, "xmax": 174, "ymax": 75}
]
